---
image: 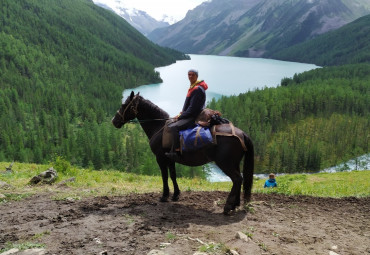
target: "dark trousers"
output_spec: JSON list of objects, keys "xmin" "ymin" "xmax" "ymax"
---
[{"xmin": 168, "ymin": 118, "xmax": 195, "ymax": 150}]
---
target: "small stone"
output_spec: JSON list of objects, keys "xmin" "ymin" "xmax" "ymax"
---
[
  {"xmin": 0, "ymin": 181, "xmax": 13, "ymax": 190},
  {"xmin": 57, "ymin": 177, "xmax": 76, "ymax": 186},
  {"xmin": 66, "ymin": 197, "xmax": 74, "ymax": 202},
  {"xmin": 236, "ymin": 231, "xmax": 250, "ymax": 242},
  {"xmin": 329, "ymin": 251, "xmax": 340, "ymax": 255},
  {"xmin": 0, "ymin": 248, "xmax": 20, "ymax": 255},
  {"xmin": 18, "ymin": 248, "xmax": 46, "ymax": 255},
  {"xmin": 147, "ymin": 250, "xmax": 168, "ymax": 255},
  {"xmin": 29, "ymin": 168, "xmax": 58, "ymax": 185},
  {"xmin": 93, "ymin": 237, "xmax": 102, "ymax": 244},
  {"xmin": 159, "ymin": 242, "xmax": 171, "ymax": 248}
]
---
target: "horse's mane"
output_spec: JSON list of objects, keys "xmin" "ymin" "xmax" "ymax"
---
[{"xmin": 138, "ymin": 96, "xmax": 170, "ymax": 119}]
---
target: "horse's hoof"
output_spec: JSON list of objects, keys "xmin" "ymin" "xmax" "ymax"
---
[
  {"xmin": 223, "ymin": 205, "xmax": 233, "ymax": 215},
  {"xmin": 223, "ymin": 209, "xmax": 231, "ymax": 216},
  {"xmin": 160, "ymin": 196, "xmax": 169, "ymax": 202},
  {"xmin": 171, "ymin": 194, "xmax": 180, "ymax": 202}
]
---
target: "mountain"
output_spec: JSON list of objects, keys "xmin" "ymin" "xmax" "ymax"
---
[
  {"xmin": 0, "ymin": 0, "xmax": 187, "ymax": 168},
  {"xmin": 271, "ymin": 14, "xmax": 370, "ymax": 66},
  {"xmin": 148, "ymin": 0, "xmax": 370, "ymax": 57},
  {"xmin": 93, "ymin": 1, "xmax": 170, "ymax": 35}
]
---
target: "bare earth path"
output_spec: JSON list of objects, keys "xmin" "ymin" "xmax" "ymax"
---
[{"xmin": 1, "ymin": 191, "xmax": 369, "ymax": 255}]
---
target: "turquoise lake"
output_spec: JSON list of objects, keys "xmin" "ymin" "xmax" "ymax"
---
[{"xmin": 123, "ymin": 54, "xmax": 319, "ymax": 117}]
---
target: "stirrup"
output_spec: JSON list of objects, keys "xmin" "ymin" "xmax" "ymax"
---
[{"xmin": 165, "ymin": 151, "xmax": 179, "ymax": 160}]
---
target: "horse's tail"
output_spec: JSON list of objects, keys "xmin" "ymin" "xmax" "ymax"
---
[{"xmin": 243, "ymin": 133, "xmax": 254, "ymax": 203}]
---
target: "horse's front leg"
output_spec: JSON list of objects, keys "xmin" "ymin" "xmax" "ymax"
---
[
  {"xmin": 168, "ymin": 161, "xmax": 180, "ymax": 201},
  {"xmin": 157, "ymin": 158, "xmax": 170, "ymax": 202}
]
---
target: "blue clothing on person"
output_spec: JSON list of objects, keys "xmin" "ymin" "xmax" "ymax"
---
[{"xmin": 264, "ymin": 178, "xmax": 277, "ymax": 188}]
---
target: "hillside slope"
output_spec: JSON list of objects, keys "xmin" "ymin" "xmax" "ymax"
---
[
  {"xmin": 0, "ymin": 0, "xmax": 187, "ymax": 167},
  {"xmin": 270, "ymin": 14, "xmax": 370, "ymax": 66},
  {"xmin": 148, "ymin": 0, "xmax": 370, "ymax": 57}
]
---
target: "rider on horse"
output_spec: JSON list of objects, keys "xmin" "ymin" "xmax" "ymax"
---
[{"xmin": 165, "ymin": 69, "xmax": 208, "ymax": 160}]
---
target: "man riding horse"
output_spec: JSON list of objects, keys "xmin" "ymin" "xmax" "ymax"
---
[
  {"xmin": 165, "ymin": 69, "xmax": 208, "ymax": 160},
  {"xmin": 112, "ymin": 71, "xmax": 254, "ymax": 215}
]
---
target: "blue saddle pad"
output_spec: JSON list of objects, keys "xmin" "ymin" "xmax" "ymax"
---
[{"xmin": 179, "ymin": 125, "xmax": 213, "ymax": 152}]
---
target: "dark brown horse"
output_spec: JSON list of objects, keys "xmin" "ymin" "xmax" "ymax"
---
[{"xmin": 112, "ymin": 91, "xmax": 254, "ymax": 214}]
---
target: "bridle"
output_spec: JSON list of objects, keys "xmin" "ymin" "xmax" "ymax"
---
[
  {"xmin": 115, "ymin": 93, "xmax": 170, "ymax": 125},
  {"xmin": 115, "ymin": 94, "xmax": 140, "ymax": 124}
]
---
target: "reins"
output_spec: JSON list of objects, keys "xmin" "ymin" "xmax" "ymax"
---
[
  {"xmin": 128, "ymin": 118, "xmax": 170, "ymax": 124},
  {"xmin": 117, "ymin": 94, "xmax": 170, "ymax": 125}
]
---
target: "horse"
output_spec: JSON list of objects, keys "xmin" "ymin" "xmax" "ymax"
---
[{"xmin": 112, "ymin": 91, "xmax": 254, "ymax": 214}]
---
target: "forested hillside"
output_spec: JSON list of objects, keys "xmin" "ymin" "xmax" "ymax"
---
[
  {"xmin": 0, "ymin": 0, "xmax": 187, "ymax": 170},
  {"xmin": 209, "ymin": 64, "xmax": 369, "ymax": 173},
  {"xmin": 270, "ymin": 14, "xmax": 370, "ymax": 66}
]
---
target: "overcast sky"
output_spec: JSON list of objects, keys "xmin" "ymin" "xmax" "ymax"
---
[{"xmin": 93, "ymin": 0, "xmax": 209, "ymax": 22}]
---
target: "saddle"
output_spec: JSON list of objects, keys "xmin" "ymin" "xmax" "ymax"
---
[{"xmin": 162, "ymin": 109, "xmax": 247, "ymax": 152}]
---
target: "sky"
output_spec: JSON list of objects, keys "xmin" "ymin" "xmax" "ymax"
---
[{"xmin": 93, "ymin": 0, "xmax": 209, "ymax": 22}]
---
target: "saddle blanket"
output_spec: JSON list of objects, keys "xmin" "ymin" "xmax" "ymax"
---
[{"xmin": 179, "ymin": 125, "xmax": 213, "ymax": 152}]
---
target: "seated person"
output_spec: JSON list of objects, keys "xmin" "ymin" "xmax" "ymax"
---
[
  {"xmin": 165, "ymin": 69, "xmax": 208, "ymax": 159},
  {"xmin": 264, "ymin": 173, "xmax": 277, "ymax": 188}
]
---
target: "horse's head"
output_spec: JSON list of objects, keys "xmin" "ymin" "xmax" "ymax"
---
[{"xmin": 112, "ymin": 91, "xmax": 140, "ymax": 128}]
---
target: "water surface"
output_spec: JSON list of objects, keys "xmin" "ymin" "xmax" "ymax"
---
[{"xmin": 124, "ymin": 54, "xmax": 319, "ymax": 116}]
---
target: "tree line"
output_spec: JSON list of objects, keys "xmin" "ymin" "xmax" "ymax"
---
[
  {"xmin": 208, "ymin": 63, "xmax": 369, "ymax": 173},
  {"xmin": 0, "ymin": 0, "xmax": 192, "ymax": 175}
]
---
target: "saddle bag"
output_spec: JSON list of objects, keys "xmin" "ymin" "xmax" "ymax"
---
[
  {"xmin": 196, "ymin": 108, "xmax": 229, "ymax": 126},
  {"xmin": 179, "ymin": 125, "xmax": 213, "ymax": 152}
]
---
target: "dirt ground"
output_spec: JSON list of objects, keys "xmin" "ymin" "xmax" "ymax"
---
[{"xmin": 0, "ymin": 191, "xmax": 369, "ymax": 255}]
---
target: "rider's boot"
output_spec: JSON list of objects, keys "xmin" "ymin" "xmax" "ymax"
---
[{"xmin": 165, "ymin": 131, "xmax": 180, "ymax": 160}]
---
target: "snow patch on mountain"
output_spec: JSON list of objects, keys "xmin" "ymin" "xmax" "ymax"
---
[
  {"xmin": 92, "ymin": 0, "xmax": 177, "ymax": 24},
  {"xmin": 93, "ymin": 0, "xmax": 173, "ymax": 35}
]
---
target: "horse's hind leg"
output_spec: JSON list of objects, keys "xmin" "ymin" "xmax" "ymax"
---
[
  {"xmin": 216, "ymin": 161, "xmax": 243, "ymax": 214},
  {"xmin": 224, "ymin": 171, "xmax": 243, "ymax": 214},
  {"xmin": 168, "ymin": 161, "xmax": 180, "ymax": 201}
]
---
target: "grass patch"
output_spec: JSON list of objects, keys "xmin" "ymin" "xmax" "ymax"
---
[
  {"xmin": 0, "ymin": 193, "xmax": 33, "ymax": 204},
  {"xmin": 199, "ymin": 242, "xmax": 230, "ymax": 253},
  {"xmin": 166, "ymin": 232, "xmax": 177, "ymax": 241},
  {"xmin": 31, "ymin": 231, "xmax": 51, "ymax": 240},
  {"xmin": 258, "ymin": 242, "xmax": 268, "ymax": 252},
  {"xmin": 0, "ymin": 161, "xmax": 232, "ymax": 199},
  {"xmin": 253, "ymin": 170, "xmax": 370, "ymax": 197},
  {"xmin": 0, "ymin": 242, "xmax": 45, "ymax": 253},
  {"xmin": 0, "ymin": 162, "xmax": 369, "ymax": 200},
  {"xmin": 243, "ymin": 226, "xmax": 255, "ymax": 238}
]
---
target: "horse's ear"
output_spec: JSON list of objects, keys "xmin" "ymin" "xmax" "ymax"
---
[
  {"xmin": 130, "ymin": 91, "xmax": 135, "ymax": 100},
  {"xmin": 136, "ymin": 92, "xmax": 140, "ymax": 96}
]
